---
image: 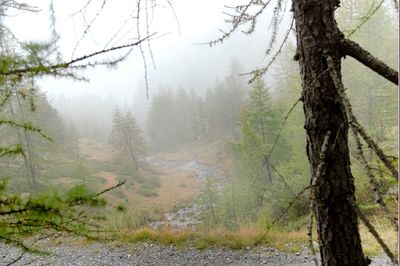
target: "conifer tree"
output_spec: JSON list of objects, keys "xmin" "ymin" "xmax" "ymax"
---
[
  {"xmin": 110, "ymin": 108, "xmax": 146, "ymax": 171},
  {"xmin": 234, "ymin": 77, "xmax": 284, "ymax": 205}
]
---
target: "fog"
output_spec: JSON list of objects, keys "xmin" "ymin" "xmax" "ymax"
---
[
  {"xmin": 6, "ymin": 0, "xmax": 291, "ymax": 104},
  {"xmin": 0, "ymin": 0, "xmax": 397, "ymax": 254}
]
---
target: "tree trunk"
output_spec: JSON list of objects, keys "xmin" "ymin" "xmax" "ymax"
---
[
  {"xmin": 265, "ymin": 162, "xmax": 272, "ymax": 183},
  {"xmin": 8, "ymin": 101, "xmax": 33, "ymax": 191},
  {"xmin": 292, "ymin": 1, "xmax": 367, "ymax": 265}
]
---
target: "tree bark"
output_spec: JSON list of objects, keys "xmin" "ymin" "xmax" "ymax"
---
[{"xmin": 292, "ymin": 1, "xmax": 368, "ymax": 265}]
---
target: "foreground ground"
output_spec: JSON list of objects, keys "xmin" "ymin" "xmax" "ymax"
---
[
  {"xmin": 0, "ymin": 241, "xmax": 392, "ymax": 266},
  {"xmin": 2, "ymin": 140, "xmax": 393, "ymax": 265}
]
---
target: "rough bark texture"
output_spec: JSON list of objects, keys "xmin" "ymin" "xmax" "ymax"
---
[{"xmin": 292, "ymin": 1, "xmax": 368, "ymax": 265}]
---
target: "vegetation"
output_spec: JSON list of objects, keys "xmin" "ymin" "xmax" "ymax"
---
[
  {"xmin": 0, "ymin": 0, "xmax": 397, "ymax": 264},
  {"xmin": 109, "ymin": 108, "xmax": 147, "ymax": 172}
]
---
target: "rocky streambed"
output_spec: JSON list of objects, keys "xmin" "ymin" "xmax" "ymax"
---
[{"xmin": 145, "ymin": 157, "xmax": 224, "ymax": 230}]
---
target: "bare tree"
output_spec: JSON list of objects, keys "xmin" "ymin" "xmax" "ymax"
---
[{"xmin": 212, "ymin": 0, "xmax": 398, "ymax": 265}]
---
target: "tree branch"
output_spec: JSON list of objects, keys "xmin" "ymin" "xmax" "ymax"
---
[
  {"xmin": 0, "ymin": 33, "xmax": 156, "ymax": 77},
  {"xmin": 95, "ymin": 180, "xmax": 126, "ymax": 196},
  {"xmin": 341, "ymin": 39, "xmax": 398, "ymax": 85}
]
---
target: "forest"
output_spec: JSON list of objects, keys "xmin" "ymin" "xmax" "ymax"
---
[{"xmin": 0, "ymin": 0, "xmax": 398, "ymax": 265}]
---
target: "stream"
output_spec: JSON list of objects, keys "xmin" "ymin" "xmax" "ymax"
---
[{"xmin": 145, "ymin": 157, "xmax": 224, "ymax": 230}]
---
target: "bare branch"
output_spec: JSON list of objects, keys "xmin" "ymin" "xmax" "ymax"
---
[
  {"xmin": 341, "ymin": 39, "xmax": 398, "ymax": 85},
  {"xmin": 265, "ymin": 95, "xmax": 300, "ymax": 162},
  {"xmin": 348, "ymin": 197, "xmax": 398, "ymax": 265},
  {"xmin": 95, "ymin": 180, "xmax": 126, "ymax": 196},
  {"xmin": 345, "ymin": 0, "xmax": 384, "ymax": 37},
  {"xmin": 351, "ymin": 127, "xmax": 398, "ymax": 231},
  {"xmin": 352, "ymin": 123, "xmax": 398, "ymax": 179},
  {"xmin": 71, "ymin": 0, "xmax": 107, "ymax": 58},
  {"xmin": 308, "ymin": 213, "xmax": 319, "ymax": 266},
  {"xmin": 241, "ymin": 16, "xmax": 294, "ymax": 83},
  {"xmin": 0, "ymin": 34, "xmax": 156, "ymax": 78},
  {"xmin": 326, "ymin": 56, "xmax": 398, "ymax": 180}
]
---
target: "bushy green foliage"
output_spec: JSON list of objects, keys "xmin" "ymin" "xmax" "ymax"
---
[{"xmin": 0, "ymin": 179, "xmax": 105, "ymax": 249}]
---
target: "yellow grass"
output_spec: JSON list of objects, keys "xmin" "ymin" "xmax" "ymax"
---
[
  {"xmin": 118, "ymin": 226, "xmax": 309, "ymax": 252},
  {"xmin": 77, "ymin": 138, "xmax": 201, "ymax": 221},
  {"xmin": 359, "ymin": 216, "xmax": 398, "ymax": 257}
]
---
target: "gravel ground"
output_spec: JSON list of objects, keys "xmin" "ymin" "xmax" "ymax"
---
[{"xmin": 0, "ymin": 240, "xmax": 393, "ymax": 266}]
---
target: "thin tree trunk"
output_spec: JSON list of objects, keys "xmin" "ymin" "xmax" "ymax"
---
[
  {"xmin": 292, "ymin": 1, "xmax": 367, "ymax": 265},
  {"xmin": 15, "ymin": 92, "xmax": 37, "ymax": 189},
  {"xmin": 266, "ymin": 162, "xmax": 272, "ymax": 183},
  {"xmin": 8, "ymin": 101, "xmax": 33, "ymax": 191}
]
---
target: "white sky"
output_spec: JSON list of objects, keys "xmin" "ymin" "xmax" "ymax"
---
[{"xmin": 5, "ymin": 0, "xmax": 290, "ymax": 104}]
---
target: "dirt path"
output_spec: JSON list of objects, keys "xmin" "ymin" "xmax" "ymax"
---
[{"xmin": 0, "ymin": 241, "xmax": 392, "ymax": 266}]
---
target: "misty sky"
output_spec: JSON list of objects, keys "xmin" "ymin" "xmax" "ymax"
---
[{"xmin": 5, "ymin": 0, "xmax": 292, "ymax": 104}]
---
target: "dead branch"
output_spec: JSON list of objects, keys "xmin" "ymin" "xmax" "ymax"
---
[
  {"xmin": 348, "ymin": 197, "xmax": 398, "ymax": 265},
  {"xmin": 341, "ymin": 39, "xmax": 398, "ymax": 85},
  {"xmin": 71, "ymin": 0, "xmax": 107, "ymax": 58},
  {"xmin": 241, "ymin": 16, "xmax": 294, "ymax": 83},
  {"xmin": 265, "ymin": 95, "xmax": 300, "ymax": 162},
  {"xmin": 346, "ymin": 0, "xmax": 384, "ymax": 37},
  {"xmin": 352, "ymin": 123, "xmax": 398, "ymax": 180},
  {"xmin": 351, "ymin": 127, "xmax": 398, "ymax": 231},
  {"xmin": 308, "ymin": 213, "xmax": 319, "ymax": 266},
  {"xmin": 328, "ymin": 53, "xmax": 398, "ymax": 234},
  {"xmin": 326, "ymin": 56, "xmax": 398, "ymax": 180},
  {"xmin": 307, "ymin": 130, "xmax": 331, "ymax": 266},
  {"xmin": 95, "ymin": 180, "xmax": 126, "ymax": 196}
]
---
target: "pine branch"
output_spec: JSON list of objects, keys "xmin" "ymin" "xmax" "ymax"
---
[
  {"xmin": 341, "ymin": 39, "xmax": 398, "ymax": 85},
  {"xmin": 0, "ymin": 34, "xmax": 156, "ymax": 78},
  {"xmin": 0, "ymin": 120, "xmax": 52, "ymax": 142}
]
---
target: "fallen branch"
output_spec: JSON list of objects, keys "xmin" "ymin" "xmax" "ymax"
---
[{"xmin": 95, "ymin": 180, "xmax": 126, "ymax": 197}]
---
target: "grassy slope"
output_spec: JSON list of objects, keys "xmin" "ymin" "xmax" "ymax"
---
[
  {"xmin": 77, "ymin": 138, "xmax": 201, "ymax": 222},
  {"xmin": 47, "ymin": 138, "xmax": 396, "ymax": 256}
]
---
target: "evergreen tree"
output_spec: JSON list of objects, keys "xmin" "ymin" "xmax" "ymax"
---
[
  {"xmin": 110, "ymin": 108, "xmax": 146, "ymax": 171},
  {"xmin": 234, "ymin": 78, "xmax": 285, "ymax": 207}
]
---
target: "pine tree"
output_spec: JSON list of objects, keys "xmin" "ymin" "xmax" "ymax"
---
[
  {"xmin": 110, "ymin": 108, "xmax": 146, "ymax": 171},
  {"xmin": 234, "ymin": 77, "xmax": 285, "ymax": 207}
]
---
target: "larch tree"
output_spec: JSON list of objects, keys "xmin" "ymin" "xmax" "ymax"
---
[{"xmin": 211, "ymin": 0, "xmax": 398, "ymax": 265}]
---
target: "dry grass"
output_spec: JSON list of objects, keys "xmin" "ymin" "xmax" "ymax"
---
[
  {"xmin": 78, "ymin": 138, "xmax": 115, "ymax": 162},
  {"xmin": 96, "ymin": 171, "xmax": 118, "ymax": 188},
  {"xmin": 156, "ymin": 140, "xmax": 233, "ymax": 172},
  {"xmin": 115, "ymin": 167, "xmax": 200, "ymax": 216},
  {"xmin": 359, "ymin": 216, "xmax": 398, "ymax": 257},
  {"xmin": 118, "ymin": 226, "xmax": 309, "ymax": 252},
  {"xmin": 76, "ymin": 138, "xmax": 201, "ymax": 221}
]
